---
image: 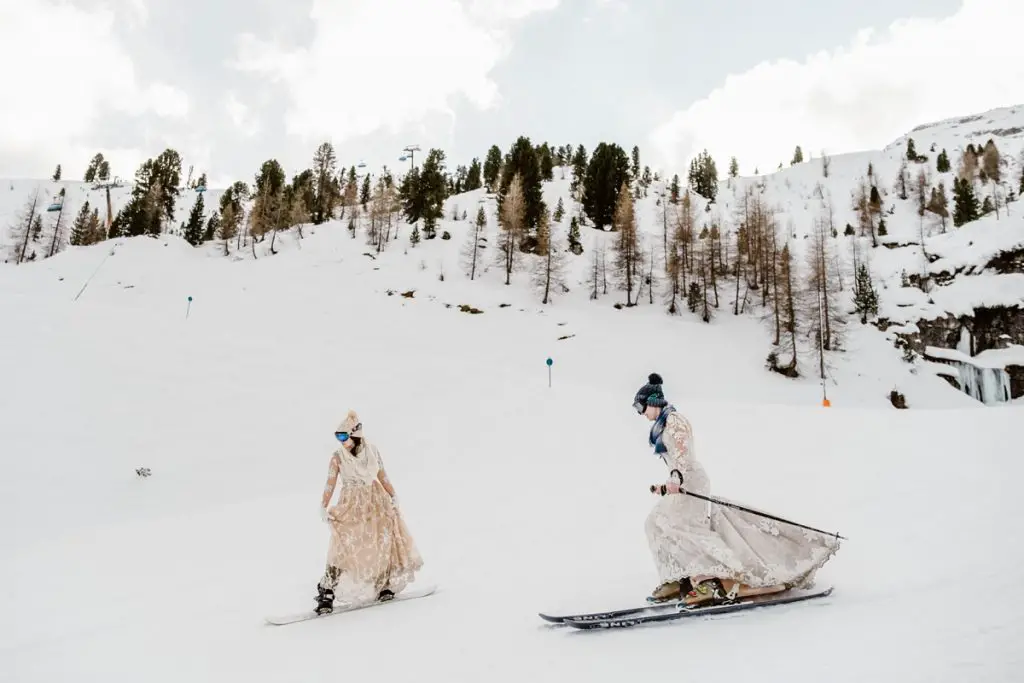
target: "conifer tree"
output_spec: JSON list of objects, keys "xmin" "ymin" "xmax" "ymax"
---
[
  {"xmin": 953, "ymin": 177, "xmax": 980, "ymax": 226},
  {"xmin": 553, "ymin": 197, "xmax": 564, "ymax": 223},
  {"xmin": 791, "ymin": 146, "xmax": 803, "ymax": 165},
  {"xmin": 464, "ymin": 158, "xmax": 482, "ymax": 191},
  {"xmin": 311, "ymin": 142, "xmax": 339, "ymax": 223},
  {"xmin": 936, "ymin": 149, "xmax": 950, "ymax": 173},
  {"xmin": 71, "ymin": 201, "xmax": 93, "ymax": 246},
  {"xmin": 483, "ymin": 145, "xmax": 502, "ymax": 192},
  {"xmin": 360, "ymin": 174, "xmax": 371, "ymax": 207},
  {"xmin": 498, "ymin": 137, "xmax": 544, "ymax": 235},
  {"xmin": 567, "ymin": 215, "xmax": 582, "ymax": 255},
  {"xmin": 687, "ymin": 150, "xmax": 718, "ymax": 201},
  {"xmin": 52, "ymin": 165, "xmax": 62, "ymax": 181},
  {"xmin": 853, "ymin": 264, "xmax": 879, "ymax": 324},
  {"xmin": 582, "ymin": 142, "xmax": 630, "ymax": 229},
  {"xmin": 183, "ymin": 193, "xmax": 206, "ymax": 246}
]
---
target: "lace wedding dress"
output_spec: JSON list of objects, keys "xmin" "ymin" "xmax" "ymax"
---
[
  {"xmin": 645, "ymin": 409, "xmax": 841, "ymax": 591},
  {"xmin": 319, "ymin": 440, "xmax": 422, "ymax": 602}
]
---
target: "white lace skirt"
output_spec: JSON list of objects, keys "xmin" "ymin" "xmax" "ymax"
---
[{"xmin": 644, "ymin": 492, "xmax": 841, "ymax": 588}]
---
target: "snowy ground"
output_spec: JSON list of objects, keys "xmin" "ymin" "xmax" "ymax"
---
[{"xmin": 1, "ymin": 227, "xmax": 1021, "ymax": 682}]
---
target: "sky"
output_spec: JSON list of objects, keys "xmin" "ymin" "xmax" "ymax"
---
[{"xmin": 0, "ymin": 0, "xmax": 1021, "ymax": 189}]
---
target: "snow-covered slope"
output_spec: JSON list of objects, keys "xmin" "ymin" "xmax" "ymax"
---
[
  {"xmin": 1, "ymin": 222, "xmax": 1021, "ymax": 682},
  {"xmin": 4, "ymin": 105, "xmax": 1023, "ymax": 408}
]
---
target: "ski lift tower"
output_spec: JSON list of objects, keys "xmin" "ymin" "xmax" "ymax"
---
[
  {"xmin": 93, "ymin": 176, "xmax": 123, "ymax": 234},
  {"xmin": 401, "ymin": 145, "xmax": 420, "ymax": 172}
]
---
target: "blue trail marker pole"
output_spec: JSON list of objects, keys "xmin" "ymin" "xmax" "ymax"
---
[
  {"xmin": 186, "ymin": 295, "xmax": 193, "ymax": 319},
  {"xmin": 546, "ymin": 357, "xmax": 553, "ymax": 388}
]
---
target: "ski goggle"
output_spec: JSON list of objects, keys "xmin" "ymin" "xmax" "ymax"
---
[
  {"xmin": 334, "ymin": 424, "xmax": 361, "ymax": 442},
  {"xmin": 633, "ymin": 400, "xmax": 646, "ymax": 414}
]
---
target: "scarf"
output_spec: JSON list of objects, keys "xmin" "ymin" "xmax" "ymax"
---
[{"xmin": 648, "ymin": 405, "xmax": 676, "ymax": 458}]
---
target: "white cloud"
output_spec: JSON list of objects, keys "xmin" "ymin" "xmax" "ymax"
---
[
  {"xmin": 648, "ymin": 0, "xmax": 1024, "ymax": 176},
  {"xmin": 0, "ymin": 0, "xmax": 188, "ymax": 176},
  {"xmin": 230, "ymin": 0, "xmax": 559, "ymax": 145},
  {"xmin": 224, "ymin": 92, "xmax": 260, "ymax": 137}
]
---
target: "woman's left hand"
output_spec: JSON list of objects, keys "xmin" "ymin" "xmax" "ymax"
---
[{"xmin": 665, "ymin": 482, "xmax": 681, "ymax": 494}]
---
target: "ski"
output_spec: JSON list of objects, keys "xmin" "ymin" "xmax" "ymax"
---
[
  {"xmin": 265, "ymin": 583, "xmax": 437, "ymax": 626},
  {"xmin": 561, "ymin": 585, "xmax": 833, "ymax": 630},
  {"xmin": 539, "ymin": 599, "xmax": 680, "ymax": 624}
]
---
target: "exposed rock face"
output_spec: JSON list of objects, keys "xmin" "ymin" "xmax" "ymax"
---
[
  {"xmin": 896, "ymin": 305, "xmax": 1024, "ymax": 400},
  {"xmin": 912, "ymin": 305, "xmax": 1024, "ymax": 355},
  {"xmin": 988, "ymin": 246, "xmax": 1024, "ymax": 275}
]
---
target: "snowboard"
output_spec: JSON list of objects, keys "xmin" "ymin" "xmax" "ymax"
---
[
  {"xmin": 548, "ymin": 584, "xmax": 833, "ymax": 630},
  {"xmin": 265, "ymin": 583, "xmax": 437, "ymax": 626}
]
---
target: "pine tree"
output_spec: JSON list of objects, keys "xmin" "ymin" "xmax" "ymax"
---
[
  {"xmin": 360, "ymin": 174, "xmax": 371, "ymax": 207},
  {"xmin": 853, "ymin": 264, "xmax": 879, "ymax": 324},
  {"xmin": 464, "ymin": 158, "xmax": 482, "ymax": 191},
  {"xmin": 311, "ymin": 142, "xmax": 339, "ymax": 223},
  {"xmin": 570, "ymin": 145, "xmax": 588, "ymax": 197},
  {"xmin": 52, "ymin": 164, "xmax": 62, "ymax": 181},
  {"xmin": 498, "ymin": 137, "xmax": 544, "ymax": 235},
  {"xmin": 791, "ymin": 146, "xmax": 803, "ymax": 165},
  {"xmin": 183, "ymin": 193, "xmax": 206, "ymax": 246},
  {"xmin": 483, "ymin": 145, "xmax": 502, "ymax": 192},
  {"xmin": 937, "ymin": 149, "xmax": 950, "ymax": 173},
  {"xmin": 669, "ymin": 174, "xmax": 680, "ymax": 203},
  {"xmin": 553, "ymin": 197, "xmax": 565, "ymax": 222},
  {"xmin": 567, "ymin": 215, "xmax": 582, "ymax": 255},
  {"xmin": 418, "ymin": 148, "xmax": 448, "ymax": 238},
  {"xmin": 953, "ymin": 177, "xmax": 980, "ymax": 226},
  {"xmin": 70, "ymin": 202, "xmax": 93, "ymax": 246},
  {"xmin": 729, "ymin": 157, "xmax": 739, "ymax": 178},
  {"xmin": 582, "ymin": 142, "xmax": 630, "ymax": 229},
  {"xmin": 687, "ymin": 150, "xmax": 718, "ymax": 201},
  {"xmin": 539, "ymin": 144, "xmax": 554, "ymax": 181},
  {"xmin": 631, "ymin": 146, "xmax": 640, "ymax": 180}
]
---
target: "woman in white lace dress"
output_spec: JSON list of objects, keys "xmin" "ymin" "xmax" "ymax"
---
[
  {"xmin": 315, "ymin": 410, "xmax": 423, "ymax": 614},
  {"xmin": 635, "ymin": 374, "xmax": 841, "ymax": 606}
]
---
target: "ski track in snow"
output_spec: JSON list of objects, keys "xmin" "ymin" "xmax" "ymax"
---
[{"xmin": 2, "ymin": 105, "xmax": 1023, "ymax": 681}]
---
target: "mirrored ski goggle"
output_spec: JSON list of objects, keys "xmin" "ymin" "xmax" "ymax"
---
[
  {"xmin": 633, "ymin": 400, "xmax": 646, "ymax": 414},
  {"xmin": 334, "ymin": 424, "xmax": 361, "ymax": 441}
]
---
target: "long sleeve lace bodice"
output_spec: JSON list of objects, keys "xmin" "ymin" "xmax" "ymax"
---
[
  {"xmin": 322, "ymin": 443, "xmax": 384, "ymax": 507},
  {"xmin": 661, "ymin": 412, "xmax": 710, "ymax": 495}
]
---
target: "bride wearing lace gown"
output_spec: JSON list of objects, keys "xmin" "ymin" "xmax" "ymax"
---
[
  {"xmin": 314, "ymin": 410, "xmax": 423, "ymax": 614},
  {"xmin": 633, "ymin": 374, "xmax": 842, "ymax": 606}
]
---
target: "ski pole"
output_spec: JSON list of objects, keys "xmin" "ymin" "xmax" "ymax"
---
[{"xmin": 652, "ymin": 469, "xmax": 847, "ymax": 540}]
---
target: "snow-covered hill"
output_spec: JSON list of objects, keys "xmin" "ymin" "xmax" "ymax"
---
[{"xmin": 3, "ymin": 104, "xmax": 1024, "ymax": 410}]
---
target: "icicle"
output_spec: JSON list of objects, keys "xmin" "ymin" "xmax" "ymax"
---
[{"xmin": 952, "ymin": 360, "xmax": 1011, "ymax": 404}]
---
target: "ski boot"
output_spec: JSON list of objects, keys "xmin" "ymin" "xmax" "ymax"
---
[
  {"xmin": 315, "ymin": 585, "xmax": 335, "ymax": 614},
  {"xmin": 681, "ymin": 578, "xmax": 735, "ymax": 607},
  {"xmin": 377, "ymin": 588, "xmax": 395, "ymax": 602},
  {"xmin": 648, "ymin": 577, "xmax": 692, "ymax": 603}
]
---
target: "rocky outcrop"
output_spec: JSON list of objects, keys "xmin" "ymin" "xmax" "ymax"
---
[{"xmin": 895, "ymin": 305, "xmax": 1024, "ymax": 401}]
